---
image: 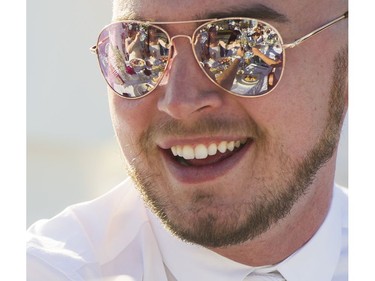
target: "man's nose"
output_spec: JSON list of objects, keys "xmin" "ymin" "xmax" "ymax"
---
[{"xmin": 157, "ymin": 37, "xmax": 224, "ymax": 120}]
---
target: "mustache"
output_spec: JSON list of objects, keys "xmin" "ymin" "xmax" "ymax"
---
[{"xmin": 139, "ymin": 116, "xmax": 264, "ymax": 150}]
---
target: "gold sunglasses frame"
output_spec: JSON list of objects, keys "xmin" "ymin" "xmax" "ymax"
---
[{"xmin": 90, "ymin": 12, "xmax": 347, "ymax": 98}]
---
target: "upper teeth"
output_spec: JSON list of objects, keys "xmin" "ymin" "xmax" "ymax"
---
[{"xmin": 171, "ymin": 140, "xmax": 244, "ymax": 160}]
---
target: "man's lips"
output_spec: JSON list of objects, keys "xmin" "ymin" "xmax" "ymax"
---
[{"xmin": 158, "ymin": 138, "xmax": 252, "ymax": 183}]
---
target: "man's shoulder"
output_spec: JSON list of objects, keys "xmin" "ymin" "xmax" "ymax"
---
[
  {"xmin": 26, "ymin": 179, "xmax": 151, "ymax": 280},
  {"xmin": 27, "ymin": 178, "xmax": 145, "ymax": 235}
]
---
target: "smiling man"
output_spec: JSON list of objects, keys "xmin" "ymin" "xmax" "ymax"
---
[{"xmin": 27, "ymin": 0, "xmax": 348, "ymax": 280}]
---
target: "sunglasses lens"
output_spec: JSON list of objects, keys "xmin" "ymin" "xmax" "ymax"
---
[
  {"xmin": 96, "ymin": 22, "xmax": 170, "ymax": 98},
  {"xmin": 193, "ymin": 19, "xmax": 284, "ymax": 97}
]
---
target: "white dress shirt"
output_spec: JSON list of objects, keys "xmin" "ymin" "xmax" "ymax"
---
[{"xmin": 27, "ymin": 178, "xmax": 348, "ymax": 281}]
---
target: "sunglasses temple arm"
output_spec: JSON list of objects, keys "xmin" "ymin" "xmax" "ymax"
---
[{"xmin": 283, "ymin": 11, "xmax": 348, "ymax": 49}]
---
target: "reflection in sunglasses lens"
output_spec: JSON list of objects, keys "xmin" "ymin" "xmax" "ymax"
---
[
  {"xmin": 194, "ymin": 19, "xmax": 284, "ymax": 97},
  {"xmin": 96, "ymin": 19, "xmax": 284, "ymax": 98},
  {"xmin": 97, "ymin": 23, "xmax": 171, "ymax": 98}
]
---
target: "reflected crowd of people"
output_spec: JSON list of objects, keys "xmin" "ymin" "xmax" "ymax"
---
[
  {"xmin": 195, "ymin": 19, "xmax": 284, "ymax": 96},
  {"xmin": 97, "ymin": 19, "xmax": 284, "ymax": 97}
]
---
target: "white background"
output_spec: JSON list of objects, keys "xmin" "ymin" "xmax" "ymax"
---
[
  {"xmin": 27, "ymin": 0, "xmax": 348, "ymax": 227},
  {"xmin": 27, "ymin": 0, "xmax": 125, "ymax": 226}
]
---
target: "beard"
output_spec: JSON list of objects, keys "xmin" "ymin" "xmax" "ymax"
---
[{"xmin": 124, "ymin": 46, "xmax": 348, "ymax": 248}]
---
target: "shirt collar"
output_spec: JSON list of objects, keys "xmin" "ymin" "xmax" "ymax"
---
[{"xmin": 149, "ymin": 185, "xmax": 345, "ymax": 281}]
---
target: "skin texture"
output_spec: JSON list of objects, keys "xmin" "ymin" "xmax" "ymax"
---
[{"xmin": 109, "ymin": 0, "xmax": 348, "ymax": 266}]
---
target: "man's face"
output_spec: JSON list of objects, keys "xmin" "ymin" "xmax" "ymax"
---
[{"xmin": 109, "ymin": 0, "xmax": 347, "ymax": 247}]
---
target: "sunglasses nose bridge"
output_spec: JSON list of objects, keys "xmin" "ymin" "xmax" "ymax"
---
[
  {"xmin": 167, "ymin": 34, "xmax": 196, "ymax": 62},
  {"xmin": 169, "ymin": 34, "xmax": 193, "ymax": 44}
]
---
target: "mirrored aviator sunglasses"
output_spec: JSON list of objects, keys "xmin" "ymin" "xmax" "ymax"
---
[{"xmin": 90, "ymin": 13, "xmax": 347, "ymax": 99}]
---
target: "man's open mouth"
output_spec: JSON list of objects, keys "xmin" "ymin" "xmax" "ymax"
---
[{"xmin": 158, "ymin": 137, "xmax": 253, "ymax": 183}]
